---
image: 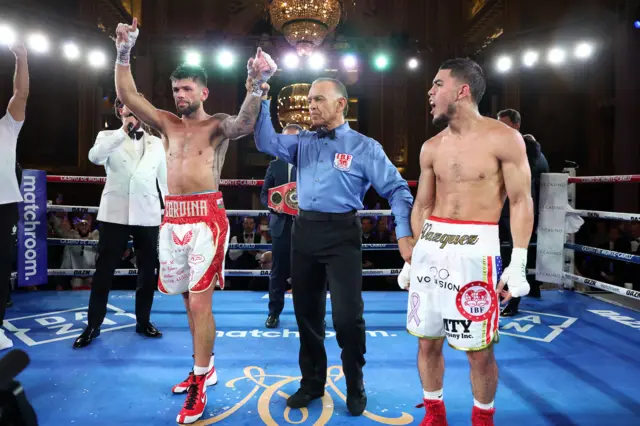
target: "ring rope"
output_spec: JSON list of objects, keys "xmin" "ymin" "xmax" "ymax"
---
[
  {"xmin": 47, "ymin": 205, "xmax": 395, "ymax": 217},
  {"xmin": 564, "ymin": 272, "xmax": 640, "ymax": 300},
  {"xmin": 564, "ymin": 242, "xmax": 640, "ymax": 265},
  {"xmin": 47, "ymin": 238, "xmax": 534, "ymax": 250},
  {"xmin": 11, "ymin": 268, "xmax": 537, "ymax": 278},
  {"xmin": 572, "ymin": 209, "xmax": 640, "ymax": 222},
  {"xmin": 44, "ymin": 173, "xmax": 640, "ymax": 187},
  {"xmin": 568, "ymin": 174, "xmax": 640, "ymax": 184}
]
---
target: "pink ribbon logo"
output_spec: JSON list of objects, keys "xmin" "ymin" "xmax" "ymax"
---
[{"xmin": 408, "ymin": 293, "xmax": 421, "ymax": 326}]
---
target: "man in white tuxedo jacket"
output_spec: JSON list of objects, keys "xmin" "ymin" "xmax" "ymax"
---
[{"xmin": 74, "ymin": 97, "xmax": 168, "ymax": 348}]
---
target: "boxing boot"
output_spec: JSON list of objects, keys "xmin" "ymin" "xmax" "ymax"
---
[
  {"xmin": 172, "ymin": 354, "xmax": 217, "ymax": 394},
  {"xmin": 471, "ymin": 405, "xmax": 495, "ymax": 426},
  {"xmin": 417, "ymin": 399, "xmax": 448, "ymax": 426},
  {"xmin": 176, "ymin": 373, "xmax": 207, "ymax": 424}
]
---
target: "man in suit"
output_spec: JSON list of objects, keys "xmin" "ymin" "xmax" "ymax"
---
[
  {"xmin": 497, "ymin": 109, "xmax": 549, "ymax": 316},
  {"xmin": 260, "ymin": 124, "xmax": 302, "ymax": 328},
  {"xmin": 73, "ymin": 97, "xmax": 168, "ymax": 348}
]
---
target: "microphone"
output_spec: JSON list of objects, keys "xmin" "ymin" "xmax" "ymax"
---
[{"xmin": 0, "ymin": 349, "xmax": 30, "ymax": 390}]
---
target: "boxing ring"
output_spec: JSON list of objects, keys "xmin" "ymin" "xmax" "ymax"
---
[{"xmin": 3, "ymin": 171, "xmax": 640, "ymax": 425}]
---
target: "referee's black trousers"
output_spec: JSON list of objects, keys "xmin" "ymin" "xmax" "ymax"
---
[
  {"xmin": 291, "ymin": 210, "xmax": 366, "ymax": 395},
  {"xmin": 88, "ymin": 222, "xmax": 159, "ymax": 328}
]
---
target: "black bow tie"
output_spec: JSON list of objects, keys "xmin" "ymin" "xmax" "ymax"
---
[
  {"xmin": 317, "ymin": 127, "xmax": 336, "ymax": 140},
  {"xmin": 131, "ymin": 130, "xmax": 144, "ymax": 140}
]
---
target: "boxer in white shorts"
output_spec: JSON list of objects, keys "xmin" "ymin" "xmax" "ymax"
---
[
  {"xmin": 158, "ymin": 191, "xmax": 229, "ymax": 295},
  {"xmin": 400, "ymin": 58, "xmax": 534, "ymax": 426},
  {"xmin": 404, "ymin": 217, "xmax": 501, "ymax": 350}
]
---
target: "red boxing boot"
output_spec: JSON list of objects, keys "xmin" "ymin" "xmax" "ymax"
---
[
  {"xmin": 472, "ymin": 405, "xmax": 495, "ymax": 426},
  {"xmin": 176, "ymin": 374, "xmax": 207, "ymax": 424},
  {"xmin": 416, "ymin": 399, "xmax": 448, "ymax": 426}
]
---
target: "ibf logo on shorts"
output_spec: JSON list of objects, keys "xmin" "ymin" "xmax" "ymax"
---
[
  {"xmin": 456, "ymin": 281, "xmax": 496, "ymax": 321},
  {"xmin": 1, "ymin": 304, "xmax": 137, "ymax": 346}
]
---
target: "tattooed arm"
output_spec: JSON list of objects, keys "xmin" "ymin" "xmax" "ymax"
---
[{"xmin": 216, "ymin": 91, "xmax": 263, "ymax": 140}]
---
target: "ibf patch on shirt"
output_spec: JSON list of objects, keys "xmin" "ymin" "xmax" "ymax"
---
[{"xmin": 333, "ymin": 153, "xmax": 353, "ymax": 172}]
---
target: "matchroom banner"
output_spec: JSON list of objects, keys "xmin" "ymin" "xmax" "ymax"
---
[
  {"xmin": 17, "ymin": 169, "xmax": 48, "ymax": 286},
  {"xmin": 536, "ymin": 173, "xmax": 569, "ymax": 285}
]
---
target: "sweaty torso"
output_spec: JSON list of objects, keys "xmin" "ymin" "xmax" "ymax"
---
[
  {"xmin": 161, "ymin": 115, "xmax": 229, "ymax": 195},
  {"xmin": 430, "ymin": 120, "xmax": 506, "ymax": 223}
]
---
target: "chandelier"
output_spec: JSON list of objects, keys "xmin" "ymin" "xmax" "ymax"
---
[
  {"xmin": 268, "ymin": 0, "xmax": 343, "ymax": 56},
  {"xmin": 277, "ymin": 84, "xmax": 312, "ymax": 129}
]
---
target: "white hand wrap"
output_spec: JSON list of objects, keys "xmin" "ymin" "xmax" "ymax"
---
[
  {"xmin": 397, "ymin": 262, "xmax": 411, "ymax": 291},
  {"xmin": 116, "ymin": 28, "xmax": 139, "ymax": 66},
  {"xmin": 500, "ymin": 248, "xmax": 530, "ymax": 298},
  {"xmin": 248, "ymin": 51, "xmax": 277, "ymax": 96}
]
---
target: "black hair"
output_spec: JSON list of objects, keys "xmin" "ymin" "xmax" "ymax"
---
[
  {"xmin": 497, "ymin": 108, "xmax": 522, "ymax": 126},
  {"xmin": 439, "ymin": 58, "xmax": 486, "ymax": 104},
  {"xmin": 170, "ymin": 64, "xmax": 208, "ymax": 87}
]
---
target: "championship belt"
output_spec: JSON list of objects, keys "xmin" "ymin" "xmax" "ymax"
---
[{"xmin": 268, "ymin": 182, "xmax": 298, "ymax": 216}]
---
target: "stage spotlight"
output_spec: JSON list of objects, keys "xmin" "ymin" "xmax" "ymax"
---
[
  {"xmin": 522, "ymin": 51, "xmax": 539, "ymax": 67},
  {"xmin": 63, "ymin": 42, "xmax": 80, "ymax": 60},
  {"xmin": 88, "ymin": 50, "xmax": 106, "ymax": 68},
  {"xmin": 0, "ymin": 25, "xmax": 16, "ymax": 46},
  {"xmin": 634, "ymin": 20, "xmax": 640, "ymax": 29},
  {"xmin": 496, "ymin": 55, "xmax": 512, "ymax": 73},
  {"xmin": 407, "ymin": 58, "xmax": 419, "ymax": 70},
  {"xmin": 27, "ymin": 33, "xmax": 49, "ymax": 53},
  {"xmin": 574, "ymin": 42, "xmax": 593, "ymax": 59},
  {"xmin": 342, "ymin": 54, "xmax": 357, "ymax": 70},
  {"xmin": 374, "ymin": 54, "xmax": 389, "ymax": 70},
  {"xmin": 185, "ymin": 50, "xmax": 201, "ymax": 66},
  {"xmin": 308, "ymin": 52, "xmax": 325, "ymax": 70},
  {"xmin": 283, "ymin": 53, "xmax": 299, "ymax": 69},
  {"xmin": 547, "ymin": 47, "xmax": 566, "ymax": 64},
  {"xmin": 217, "ymin": 49, "xmax": 235, "ymax": 68}
]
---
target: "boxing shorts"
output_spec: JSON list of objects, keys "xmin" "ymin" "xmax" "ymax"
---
[
  {"xmin": 158, "ymin": 191, "xmax": 229, "ymax": 295},
  {"xmin": 406, "ymin": 216, "xmax": 502, "ymax": 351}
]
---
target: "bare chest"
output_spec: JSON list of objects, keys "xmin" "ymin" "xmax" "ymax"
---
[
  {"xmin": 165, "ymin": 125, "xmax": 216, "ymax": 159},
  {"xmin": 432, "ymin": 141, "xmax": 499, "ymax": 184}
]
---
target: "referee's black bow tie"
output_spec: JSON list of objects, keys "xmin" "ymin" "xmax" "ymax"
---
[{"xmin": 317, "ymin": 127, "xmax": 336, "ymax": 140}]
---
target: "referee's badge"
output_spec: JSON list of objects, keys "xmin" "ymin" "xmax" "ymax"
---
[{"xmin": 333, "ymin": 153, "xmax": 353, "ymax": 172}]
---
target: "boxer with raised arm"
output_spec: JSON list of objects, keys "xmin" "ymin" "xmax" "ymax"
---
[
  {"xmin": 398, "ymin": 58, "xmax": 533, "ymax": 426},
  {"xmin": 113, "ymin": 19, "xmax": 277, "ymax": 424}
]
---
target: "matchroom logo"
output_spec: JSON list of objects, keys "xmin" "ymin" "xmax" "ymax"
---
[{"xmin": 215, "ymin": 329, "xmax": 399, "ymax": 338}]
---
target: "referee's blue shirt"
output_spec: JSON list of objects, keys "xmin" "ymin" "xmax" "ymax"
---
[{"xmin": 253, "ymin": 100, "xmax": 414, "ymax": 239}]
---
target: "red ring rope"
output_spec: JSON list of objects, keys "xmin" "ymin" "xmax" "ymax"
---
[{"xmin": 46, "ymin": 174, "xmax": 640, "ymax": 187}]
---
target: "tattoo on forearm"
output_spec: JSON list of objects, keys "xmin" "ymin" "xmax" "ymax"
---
[{"xmin": 222, "ymin": 95, "xmax": 262, "ymax": 138}]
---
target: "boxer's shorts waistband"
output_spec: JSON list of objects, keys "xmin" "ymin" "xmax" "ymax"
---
[
  {"xmin": 415, "ymin": 216, "xmax": 500, "ymax": 255},
  {"xmin": 163, "ymin": 191, "xmax": 225, "ymax": 224}
]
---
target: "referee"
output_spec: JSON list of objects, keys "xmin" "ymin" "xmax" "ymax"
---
[{"xmin": 253, "ymin": 78, "xmax": 414, "ymax": 415}]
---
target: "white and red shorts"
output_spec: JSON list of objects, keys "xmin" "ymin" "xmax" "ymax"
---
[
  {"xmin": 406, "ymin": 216, "xmax": 502, "ymax": 351},
  {"xmin": 158, "ymin": 191, "xmax": 229, "ymax": 295}
]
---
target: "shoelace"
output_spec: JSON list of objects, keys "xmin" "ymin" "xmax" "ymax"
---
[{"xmin": 184, "ymin": 381, "xmax": 201, "ymax": 410}]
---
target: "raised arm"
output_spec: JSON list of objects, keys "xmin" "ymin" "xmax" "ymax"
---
[
  {"xmin": 7, "ymin": 42, "xmax": 29, "ymax": 122},
  {"xmin": 216, "ymin": 48, "xmax": 278, "ymax": 140},
  {"xmin": 411, "ymin": 140, "xmax": 436, "ymax": 239},
  {"xmin": 497, "ymin": 129, "xmax": 533, "ymax": 249},
  {"xmin": 364, "ymin": 141, "xmax": 414, "ymax": 262},
  {"xmin": 254, "ymin": 100, "xmax": 300, "ymax": 164},
  {"xmin": 114, "ymin": 19, "xmax": 168, "ymax": 133}
]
